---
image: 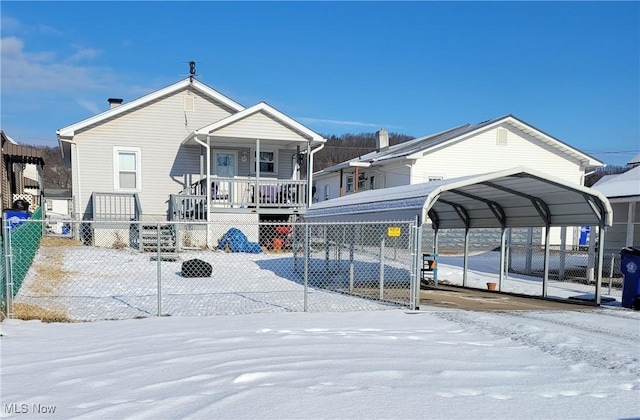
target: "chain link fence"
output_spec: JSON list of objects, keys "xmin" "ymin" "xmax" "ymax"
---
[
  {"xmin": 425, "ymin": 227, "xmax": 623, "ymax": 300},
  {"xmin": 2, "ymin": 218, "xmax": 626, "ymax": 322},
  {"xmin": 2, "ymin": 219, "xmax": 415, "ymax": 321}
]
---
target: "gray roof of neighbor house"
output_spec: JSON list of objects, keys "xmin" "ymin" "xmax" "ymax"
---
[
  {"xmin": 314, "ymin": 115, "xmax": 603, "ymax": 175},
  {"xmin": 592, "ymin": 165, "xmax": 640, "ymax": 200},
  {"xmin": 43, "ymin": 189, "xmax": 72, "ymax": 199},
  {"xmin": 305, "ymin": 166, "xmax": 612, "ymax": 230}
]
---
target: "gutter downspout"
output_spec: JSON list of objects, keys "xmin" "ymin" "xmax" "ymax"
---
[
  {"xmin": 307, "ymin": 142, "xmax": 325, "ymax": 208},
  {"xmin": 58, "ymin": 136, "xmax": 80, "ymax": 222},
  {"xmin": 192, "ymin": 131, "xmax": 211, "ymax": 223}
]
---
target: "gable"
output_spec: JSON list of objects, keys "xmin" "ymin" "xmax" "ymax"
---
[
  {"xmin": 75, "ymin": 88, "xmax": 235, "ymax": 139},
  {"xmin": 213, "ymin": 111, "xmax": 311, "ymax": 142},
  {"xmin": 411, "ymin": 124, "xmax": 586, "ymax": 183},
  {"xmin": 57, "ymin": 78, "xmax": 244, "ymax": 139}
]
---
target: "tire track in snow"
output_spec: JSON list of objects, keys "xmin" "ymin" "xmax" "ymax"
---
[
  {"xmin": 433, "ymin": 310, "xmax": 640, "ymax": 376},
  {"xmin": 506, "ymin": 311, "xmax": 640, "ymax": 343}
]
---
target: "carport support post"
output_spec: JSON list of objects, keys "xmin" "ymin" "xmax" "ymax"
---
[
  {"xmin": 412, "ymin": 217, "xmax": 421, "ymax": 309},
  {"xmin": 542, "ymin": 226, "xmax": 551, "ymax": 298},
  {"xmin": 463, "ymin": 227, "xmax": 470, "ymax": 287},
  {"xmin": 499, "ymin": 228, "xmax": 507, "ymax": 291},
  {"xmin": 433, "ymin": 228, "xmax": 440, "ymax": 285},
  {"xmin": 595, "ymin": 224, "xmax": 605, "ymax": 305}
]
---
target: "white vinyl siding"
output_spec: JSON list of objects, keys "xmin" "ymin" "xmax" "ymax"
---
[
  {"xmin": 73, "ymin": 88, "xmax": 234, "ymax": 218},
  {"xmin": 215, "ymin": 112, "xmax": 309, "ymax": 142},
  {"xmin": 411, "ymin": 125, "xmax": 584, "ymax": 186}
]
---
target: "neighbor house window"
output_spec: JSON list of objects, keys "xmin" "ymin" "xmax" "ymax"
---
[
  {"xmin": 358, "ymin": 172, "xmax": 367, "ymax": 191},
  {"xmin": 113, "ymin": 147, "xmax": 141, "ymax": 190},
  {"xmin": 324, "ymin": 185, "xmax": 330, "ymax": 200},
  {"xmin": 46, "ymin": 200, "xmax": 53, "ymax": 211},
  {"xmin": 346, "ymin": 174, "xmax": 354, "ymax": 192}
]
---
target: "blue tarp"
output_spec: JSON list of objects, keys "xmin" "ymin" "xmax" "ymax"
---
[{"xmin": 218, "ymin": 228, "xmax": 262, "ymax": 253}]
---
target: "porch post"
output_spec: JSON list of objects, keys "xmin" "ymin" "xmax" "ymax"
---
[
  {"xmin": 206, "ymin": 136, "xmax": 211, "ymax": 223},
  {"xmin": 255, "ymin": 139, "xmax": 260, "ymax": 210}
]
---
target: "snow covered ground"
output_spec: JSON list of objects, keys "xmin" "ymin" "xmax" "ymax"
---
[
  {"xmin": 13, "ymin": 244, "xmax": 622, "ymax": 323},
  {"xmin": 1, "ymin": 308, "xmax": 639, "ymax": 419},
  {"xmin": 3, "ymin": 242, "xmax": 638, "ymax": 419}
]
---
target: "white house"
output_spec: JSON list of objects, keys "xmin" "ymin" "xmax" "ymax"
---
[
  {"xmin": 312, "ymin": 115, "xmax": 604, "ymax": 247},
  {"xmin": 591, "ymin": 154, "xmax": 640, "ymax": 252},
  {"xmin": 57, "ymin": 76, "xmax": 326, "ymax": 248}
]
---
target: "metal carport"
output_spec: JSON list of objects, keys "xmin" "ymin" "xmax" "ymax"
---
[{"xmin": 304, "ymin": 166, "xmax": 613, "ymax": 306}]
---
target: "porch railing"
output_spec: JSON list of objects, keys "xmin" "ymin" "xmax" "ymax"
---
[
  {"xmin": 92, "ymin": 192, "xmax": 142, "ymax": 221},
  {"xmin": 169, "ymin": 177, "xmax": 307, "ymax": 221}
]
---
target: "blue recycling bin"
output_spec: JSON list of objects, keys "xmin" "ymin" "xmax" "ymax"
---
[
  {"xmin": 3, "ymin": 209, "xmax": 31, "ymax": 230},
  {"xmin": 620, "ymin": 247, "xmax": 640, "ymax": 310}
]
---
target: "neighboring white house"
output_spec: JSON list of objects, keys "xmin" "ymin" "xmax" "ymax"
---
[
  {"xmin": 43, "ymin": 189, "xmax": 73, "ymax": 235},
  {"xmin": 57, "ymin": 76, "xmax": 326, "ymax": 248},
  {"xmin": 591, "ymin": 154, "xmax": 640, "ymax": 252},
  {"xmin": 312, "ymin": 115, "xmax": 604, "ymax": 247}
]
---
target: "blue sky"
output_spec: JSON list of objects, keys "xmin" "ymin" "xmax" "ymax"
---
[{"xmin": 1, "ymin": 1, "xmax": 638, "ymax": 166}]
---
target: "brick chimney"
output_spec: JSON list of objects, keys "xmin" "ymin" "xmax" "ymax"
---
[
  {"xmin": 108, "ymin": 98, "xmax": 124, "ymax": 109},
  {"xmin": 376, "ymin": 128, "xmax": 389, "ymax": 152}
]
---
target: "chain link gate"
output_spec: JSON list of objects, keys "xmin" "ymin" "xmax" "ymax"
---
[{"xmin": 2, "ymin": 219, "xmax": 418, "ymax": 321}]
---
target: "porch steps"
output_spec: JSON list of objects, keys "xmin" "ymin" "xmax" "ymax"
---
[{"xmin": 140, "ymin": 224, "xmax": 178, "ymax": 258}]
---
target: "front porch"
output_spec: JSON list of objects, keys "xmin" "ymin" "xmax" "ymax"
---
[{"xmin": 169, "ymin": 176, "xmax": 308, "ymax": 221}]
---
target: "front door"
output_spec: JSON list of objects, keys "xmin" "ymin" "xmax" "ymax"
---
[
  {"xmin": 214, "ymin": 151, "xmax": 236, "ymax": 178},
  {"xmin": 213, "ymin": 151, "xmax": 237, "ymax": 202}
]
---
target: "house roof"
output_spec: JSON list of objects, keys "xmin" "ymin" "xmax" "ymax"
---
[
  {"xmin": 1, "ymin": 131, "xmax": 45, "ymax": 166},
  {"xmin": 184, "ymin": 101, "xmax": 326, "ymax": 146},
  {"xmin": 57, "ymin": 78, "xmax": 245, "ymax": 138},
  {"xmin": 43, "ymin": 189, "xmax": 72, "ymax": 199},
  {"xmin": 591, "ymin": 165, "xmax": 640, "ymax": 200},
  {"xmin": 315, "ymin": 115, "xmax": 603, "ymax": 175},
  {"xmin": 305, "ymin": 166, "xmax": 612, "ymax": 230}
]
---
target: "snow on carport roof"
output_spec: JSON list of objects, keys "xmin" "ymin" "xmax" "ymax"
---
[{"xmin": 305, "ymin": 166, "xmax": 613, "ymax": 229}]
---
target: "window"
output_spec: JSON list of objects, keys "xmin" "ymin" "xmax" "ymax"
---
[
  {"xmin": 253, "ymin": 150, "xmax": 277, "ymax": 174},
  {"xmin": 369, "ymin": 176, "xmax": 375, "ymax": 191},
  {"xmin": 113, "ymin": 147, "xmax": 141, "ymax": 190},
  {"xmin": 46, "ymin": 200, "xmax": 53, "ymax": 211},
  {"xmin": 346, "ymin": 174, "xmax": 354, "ymax": 192},
  {"xmin": 358, "ymin": 172, "xmax": 367, "ymax": 191},
  {"xmin": 324, "ymin": 185, "xmax": 330, "ymax": 201}
]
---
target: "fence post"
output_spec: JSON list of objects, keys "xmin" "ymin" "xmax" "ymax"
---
[
  {"xmin": 608, "ymin": 253, "xmax": 614, "ymax": 295},
  {"xmin": 349, "ymin": 225, "xmax": 354, "ymax": 294},
  {"xmin": 379, "ymin": 234, "xmax": 385, "ymax": 300},
  {"xmin": 3, "ymin": 221, "xmax": 13, "ymax": 318},
  {"xmin": 157, "ymin": 222, "xmax": 162, "ymax": 316},
  {"xmin": 303, "ymin": 223, "xmax": 309, "ymax": 312}
]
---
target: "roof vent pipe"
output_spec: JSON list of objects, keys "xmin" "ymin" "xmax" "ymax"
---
[
  {"xmin": 108, "ymin": 98, "xmax": 124, "ymax": 109},
  {"xmin": 376, "ymin": 128, "xmax": 389, "ymax": 152}
]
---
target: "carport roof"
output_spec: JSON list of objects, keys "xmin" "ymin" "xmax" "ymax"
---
[{"xmin": 305, "ymin": 167, "xmax": 613, "ymax": 229}]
